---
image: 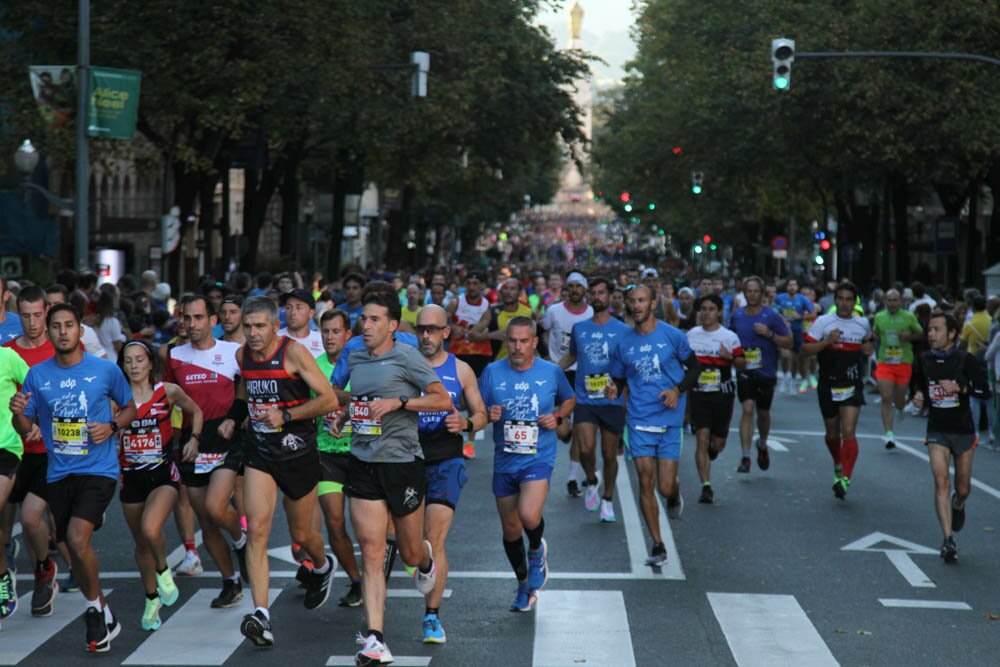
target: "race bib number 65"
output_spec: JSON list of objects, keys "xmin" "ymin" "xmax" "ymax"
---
[{"xmin": 503, "ymin": 419, "xmax": 539, "ymax": 455}]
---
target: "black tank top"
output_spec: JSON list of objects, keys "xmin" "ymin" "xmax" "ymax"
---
[{"xmin": 242, "ymin": 337, "xmax": 316, "ymax": 459}]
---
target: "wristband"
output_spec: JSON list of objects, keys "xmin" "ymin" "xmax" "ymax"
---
[{"xmin": 190, "ymin": 432, "xmax": 201, "ymax": 441}]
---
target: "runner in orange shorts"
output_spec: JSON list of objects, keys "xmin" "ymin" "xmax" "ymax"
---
[{"xmin": 872, "ymin": 289, "xmax": 924, "ymax": 449}]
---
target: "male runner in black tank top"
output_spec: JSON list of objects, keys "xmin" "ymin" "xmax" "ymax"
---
[{"xmin": 235, "ymin": 297, "xmax": 338, "ymax": 648}]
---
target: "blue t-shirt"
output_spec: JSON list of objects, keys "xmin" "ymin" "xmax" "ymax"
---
[
  {"xmin": 212, "ymin": 323, "xmax": 225, "ymax": 339},
  {"xmin": 22, "ymin": 354, "xmax": 133, "ymax": 482},
  {"xmin": 608, "ymin": 321, "xmax": 693, "ymax": 429},
  {"xmin": 774, "ymin": 293, "xmax": 813, "ymax": 331},
  {"xmin": 728, "ymin": 306, "xmax": 790, "ymax": 379},
  {"xmin": 478, "ymin": 358, "xmax": 573, "ymax": 472},
  {"xmin": 418, "ymin": 354, "xmax": 462, "ymax": 434},
  {"xmin": 0, "ymin": 313, "xmax": 23, "ymax": 345},
  {"xmin": 568, "ymin": 317, "xmax": 631, "ymax": 406},
  {"xmin": 331, "ymin": 332, "xmax": 419, "ymax": 388},
  {"xmin": 336, "ymin": 303, "xmax": 365, "ymax": 328}
]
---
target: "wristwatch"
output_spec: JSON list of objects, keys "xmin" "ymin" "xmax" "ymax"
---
[
  {"xmin": 281, "ymin": 407, "xmax": 293, "ymax": 424},
  {"xmin": 465, "ymin": 418, "xmax": 475, "ymax": 434},
  {"xmin": 109, "ymin": 421, "xmax": 119, "ymax": 434},
  {"xmin": 399, "ymin": 396, "xmax": 409, "ymax": 410}
]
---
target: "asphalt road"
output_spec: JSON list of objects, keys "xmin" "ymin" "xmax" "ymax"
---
[{"xmin": 5, "ymin": 383, "xmax": 1000, "ymax": 666}]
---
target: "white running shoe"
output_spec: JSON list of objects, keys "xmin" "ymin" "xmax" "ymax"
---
[
  {"xmin": 413, "ymin": 540, "xmax": 437, "ymax": 595},
  {"xmin": 599, "ymin": 499, "xmax": 616, "ymax": 523},
  {"xmin": 584, "ymin": 482, "xmax": 601, "ymax": 512},
  {"xmin": 174, "ymin": 550, "xmax": 203, "ymax": 576},
  {"xmin": 355, "ymin": 632, "xmax": 393, "ymax": 665}
]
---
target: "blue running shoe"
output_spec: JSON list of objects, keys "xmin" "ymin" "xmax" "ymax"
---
[
  {"xmin": 527, "ymin": 538, "xmax": 547, "ymax": 591},
  {"xmin": 509, "ymin": 582, "xmax": 537, "ymax": 612},
  {"xmin": 422, "ymin": 613, "xmax": 446, "ymax": 644}
]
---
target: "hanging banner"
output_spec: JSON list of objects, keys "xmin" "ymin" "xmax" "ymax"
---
[
  {"xmin": 28, "ymin": 65, "xmax": 76, "ymax": 130},
  {"xmin": 87, "ymin": 67, "xmax": 141, "ymax": 139}
]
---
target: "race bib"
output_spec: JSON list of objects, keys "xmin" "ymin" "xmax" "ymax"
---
[
  {"xmin": 559, "ymin": 331, "xmax": 572, "ymax": 356},
  {"xmin": 585, "ymin": 373, "xmax": 610, "ymax": 400},
  {"xmin": 783, "ymin": 308, "xmax": 796, "ymax": 319},
  {"xmin": 831, "ymin": 386, "xmax": 855, "ymax": 402},
  {"xmin": 928, "ymin": 382, "xmax": 960, "ymax": 409},
  {"xmin": 350, "ymin": 396, "xmax": 382, "ymax": 436},
  {"xmin": 503, "ymin": 419, "xmax": 538, "ymax": 455},
  {"xmin": 248, "ymin": 402, "xmax": 282, "ymax": 434},
  {"xmin": 323, "ymin": 409, "xmax": 351, "ymax": 436},
  {"xmin": 744, "ymin": 348, "xmax": 762, "ymax": 370},
  {"xmin": 122, "ymin": 430, "xmax": 163, "ymax": 465},
  {"xmin": 52, "ymin": 417, "xmax": 88, "ymax": 456},
  {"xmin": 697, "ymin": 368, "xmax": 722, "ymax": 392},
  {"xmin": 194, "ymin": 451, "xmax": 226, "ymax": 474},
  {"xmin": 884, "ymin": 346, "xmax": 903, "ymax": 364}
]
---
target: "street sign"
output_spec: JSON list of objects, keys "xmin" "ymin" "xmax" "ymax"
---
[
  {"xmin": 770, "ymin": 235, "xmax": 788, "ymax": 250},
  {"xmin": 772, "ymin": 249, "xmax": 787, "ymax": 259}
]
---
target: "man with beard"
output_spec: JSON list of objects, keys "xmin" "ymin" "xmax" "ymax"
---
[
  {"xmin": 279, "ymin": 289, "xmax": 324, "ymax": 358},
  {"xmin": 446, "ymin": 272, "xmax": 492, "ymax": 459}
]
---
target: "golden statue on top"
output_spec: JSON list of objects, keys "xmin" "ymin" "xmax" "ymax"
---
[{"xmin": 569, "ymin": 0, "xmax": 584, "ymax": 41}]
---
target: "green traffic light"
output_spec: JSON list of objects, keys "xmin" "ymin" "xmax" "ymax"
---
[
  {"xmin": 624, "ymin": 203, "xmax": 633, "ymax": 212},
  {"xmin": 773, "ymin": 76, "xmax": 789, "ymax": 90},
  {"xmin": 814, "ymin": 255, "xmax": 824, "ymax": 265},
  {"xmin": 648, "ymin": 203, "xmax": 656, "ymax": 211},
  {"xmin": 692, "ymin": 185, "xmax": 702, "ymax": 195},
  {"xmin": 693, "ymin": 244, "xmax": 703, "ymax": 254}
]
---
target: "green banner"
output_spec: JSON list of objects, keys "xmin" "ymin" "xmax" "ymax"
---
[{"xmin": 87, "ymin": 67, "xmax": 141, "ymax": 140}]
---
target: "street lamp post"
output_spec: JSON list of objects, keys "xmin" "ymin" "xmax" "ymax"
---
[
  {"xmin": 15, "ymin": 140, "xmax": 74, "ymax": 212},
  {"xmin": 75, "ymin": 0, "xmax": 91, "ymax": 271}
]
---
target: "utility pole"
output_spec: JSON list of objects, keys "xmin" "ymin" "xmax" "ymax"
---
[{"xmin": 75, "ymin": 0, "xmax": 90, "ymax": 271}]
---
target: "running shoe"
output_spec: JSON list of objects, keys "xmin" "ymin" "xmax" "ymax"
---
[
  {"xmin": 296, "ymin": 559, "xmax": 314, "ymax": 589},
  {"xmin": 291, "ymin": 542, "xmax": 307, "ymax": 565},
  {"xmin": 413, "ymin": 540, "xmax": 438, "ymax": 595},
  {"xmin": 707, "ymin": 442, "xmax": 720, "ymax": 461},
  {"xmin": 737, "ymin": 457, "xmax": 751, "ymax": 474},
  {"xmin": 304, "ymin": 559, "xmax": 336, "ymax": 610},
  {"xmin": 175, "ymin": 550, "xmax": 203, "ymax": 576},
  {"xmin": 338, "ymin": 581, "xmax": 363, "ymax": 607},
  {"xmin": 240, "ymin": 609, "xmax": 274, "ymax": 647},
  {"xmin": 951, "ymin": 493, "xmax": 966, "ymax": 532},
  {"xmin": 0, "ymin": 569, "xmax": 16, "ymax": 619},
  {"xmin": 210, "ymin": 579, "xmax": 243, "ymax": 608},
  {"xmin": 509, "ymin": 582, "xmax": 537, "ymax": 612},
  {"xmin": 85, "ymin": 606, "xmax": 120, "ymax": 653},
  {"xmin": 62, "ymin": 569, "xmax": 80, "ymax": 593},
  {"xmin": 566, "ymin": 480, "xmax": 581, "ymax": 497},
  {"xmin": 645, "ymin": 542, "xmax": 667, "ymax": 567},
  {"xmin": 599, "ymin": 499, "xmax": 616, "ymax": 523},
  {"xmin": 141, "ymin": 596, "xmax": 162, "ymax": 631},
  {"xmin": 798, "ymin": 379, "xmax": 809, "ymax": 394},
  {"xmin": 884, "ymin": 432, "xmax": 896, "ymax": 450},
  {"xmin": 667, "ymin": 490, "xmax": 684, "ymax": 519},
  {"xmin": 940, "ymin": 536, "xmax": 958, "ymax": 563},
  {"xmin": 355, "ymin": 631, "xmax": 394, "ymax": 665},
  {"xmin": 584, "ymin": 481, "xmax": 601, "ymax": 511},
  {"xmin": 4, "ymin": 537, "xmax": 17, "ymax": 575},
  {"xmin": 233, "ymin": 537, "xmax": 249, "ymax": 584},
  {"xmin": 832, "ymin": 475, "xmax": 847, "ymax": 500},
  {"xmin": 809, "ymin": 375, "xmax": 818, "ymax": 390},
  {"xmin": 31, "ymin": 558, "xmax": 58, "ymax": 617},
  {"xmin": 463, "ymin": 442, "xmax": 476, "ymax": 459},
  {"xmin": 698, "ymin": 485, "xmax": 714, "ymax": 504},
  {"xmin": 527, "ymin": 538, "xmax": 548, "ymax": 591},
  {"xmin": 422, "ymin": 612, "xmax": 447, "ymax": 644},
  {"xmin": 756, "ymin": 442, "xmax": 770, "ymax": 471},
  {"xmin": 156, "ymin": 567, "xmax": 179, "ymax": 607}
]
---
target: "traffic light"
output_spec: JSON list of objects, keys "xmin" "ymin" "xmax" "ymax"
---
[
  {"xmin": 693, "ymin": 244, "xmax": 703, "ymax": 254},
  {"xmin": 624, "ymin": 203, "xmax": 633, "ymax": 212},
  {"xmin": 594, "ymin": 191, "xmax": 602, "ymax": 201},
  {"xmin": 672, "ymin": 146, "xmax": 683, "ymax": 156},
  {"xmin": 709, "ymin": 243, "xmax": 718, "ymax": 251},
  {"xmin": 771, "ymin": 38, "xmax": 795, "ymax": 90},
  {"xmin": 813, "ymin": 254, "xmax": 824, "ymax": 265},
  {"xmin": 648, "ymin": 202, "xmax": 656, "ymax": 211},
  {"xmin": 703, "ymin": 234, "xmax": 712, "ymax": 244},
  {"xmin": 819, "ymin": 239, "xmax": 831, "ymax": 251},
  {"xmin": 691, "ymin": 171, "xmax": 704, "ymax": 195},
  {"xmin": 814, "ymin": 231, "xmax": 825, "ymax": 241},
  {"xmin": 620, "ymin": 192, "xmax": 631, "ymax": 203}
]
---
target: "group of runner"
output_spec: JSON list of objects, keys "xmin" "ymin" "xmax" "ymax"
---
[{"xmin": 0, "ymin": 267, "xmax": 990, "ymax": 665}]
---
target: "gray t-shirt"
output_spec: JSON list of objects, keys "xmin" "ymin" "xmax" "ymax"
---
[{"xmin": 343, "ymin": 342, "xmax": 441, "ymax": 463}]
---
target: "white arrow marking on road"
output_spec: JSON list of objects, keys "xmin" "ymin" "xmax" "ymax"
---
[
  {"xmin": 328, "ymin": 658, "xmax": 430, "ymax": 666},
  {"xmin": 708, "ymin": 593, "xmax": 838, "ymax": 667},
  {"xmin": 123, "ymin": 588, "xmax": 281, "ymax": 665},
  {"xmin": 726, "ymin": 430, "xmax": 793, "ymax": 451},
  {"xmin": 0, "ymin": 588, "xmax": 112, "ymax": 665},
  {"xmin": 842, "ymin": 532, "xmax": 937, "ymax": 588},
  {"xmin": 879, "ymin": 599, "xmax": 971, "ymax": 610},
  {"xmin": 533, "ymin": 590, "xmax": 636, "ymax": 667},
  {"xmin": 266, "ymin": 545, "xmax": 334, "ymax": 567}
]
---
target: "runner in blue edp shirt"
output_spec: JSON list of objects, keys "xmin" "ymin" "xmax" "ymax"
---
[
  {"xmin": 478, "ymin": 316, "xmax": 574, "ymax": 613},
  {"xmin": 606, "ymin": 285, "xmax": 699, "ymax": 568},
  {"xmin": 10, "ymin": 304, "xmax": 135, "ymax": 653}
]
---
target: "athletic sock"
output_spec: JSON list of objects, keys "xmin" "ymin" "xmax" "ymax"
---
[
  {"xmin": 568, "ymin": 460, "xmax": 584, "ymax": 483},
  {"xmin": 586, "ymin": 476, "xmax": 599, "ymax": 486},
  {"xmin": 525, "ymin": 518, "xmax": 545, "ymax": 551},
  {"xmin": 841, "ymin": 438, "xmax": 859, "ymax": 479},
  {"xmin": 239, "ymin": 515, "xmax": 248, "ymax": 532},
  {"xmin": 86, "ymin": 598, "xmax": 101, "ymax": 612},
  {"xmin": 146, "ymin": 592, "xmax": 158, "ymax": 600},
  {"xmin": 702, "ymin": 481, "xmax": 711, "ymax": 487},
  {"xmin": 255, "ymin": 606, "xmax": 270, "ymax": 621},
  {"xmin": 425, "ymin": 606, "xmax": 439, "ymax": 616},
  {"xmin": 228, "ymin": 574, "xmax": 240, "ymax": 583},
  {"xmin": 603, "ymin": 495, "xmax": 613, "ymax": 501},
  {"xmin": 825, "ymin": 436, "xmax": 842, "ymax": 466},
  {"xmin": 368, "ymin": 629, "xmax": 384, "ymax": 643},
  {"xmin": 233, "ymin": 531, "xmax": 247, "ymax": 549},
  {"xmin": 313, "ymin": 558, "xmax": 331, "ymax": 575},
  {"xmin": 503, "ymin": 537, "xmax": 528, "ymax": 581},
  {"xmin": 184, "ymin": 540, "xmax": 196, "ymax": 553}
]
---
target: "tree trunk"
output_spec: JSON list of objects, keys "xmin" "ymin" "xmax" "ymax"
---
[
  {"xmin": 327, "ymin": 173, "xmax": 348, "ymax": 280},
  {"xmin": 986, "ymin": 162, "xmax": 1000, "ymax": 268},
  {"xmin": 197, "ymin": 174, "xmax": 219, "ymax": 279},
  {"xmin": 242, "ymin": 160, "xmax": 285, "ymax": 273},
  {"xmin": 891, "ymin": 171, "xmax": 910, "ymax": 284},
  {"xmin": 279, "ymin": 169, "xmax": 299, "ymax": 259},
  {"xmin": 965, "ymin": 179, "xmax": 979, "ymax": 288}
]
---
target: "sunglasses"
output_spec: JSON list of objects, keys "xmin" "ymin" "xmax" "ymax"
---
[{"xmin": 415, "ymin": 325, "xmax": 448, "ymax": 334}]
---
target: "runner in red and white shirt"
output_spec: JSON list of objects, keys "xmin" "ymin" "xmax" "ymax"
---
[
  {"xmin": 165, "ymin": 294, "xmax": 248, "ymax": 608},
  {"xmin": 445, "ymin": 272, "xmax": 493, "ymax": 459},
  {"xmin": 686, "ymin": 294, "xmax": 745, "ymax": 504},
  {"xmin": 802, "ymin": 282, "xmax": 874, "ymax": 500}
]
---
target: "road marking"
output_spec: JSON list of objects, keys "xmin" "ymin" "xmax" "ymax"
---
[
  {"xmin": 123, "ymin": 588, "xmax": 281, "ymax": 665},
  {"xmin": 879, "ymin": 599, "xmax": 971, "ymax": 610},
  {"xmin": 533, "ymin": 590, "xmax": 635, "ymax": 667},
  {"xmin": 615, "ymin": 457, "xmax": 685, "ymax": 580},
  {"xmin": 0, "ymin": 588, "xmax": 112, "ymax": 665},
  {"xmin": 727, "ymin": 430, "xmax": 792, "ymax": 452},
  {"xmin": 842, "ymin": 531, "xmax": 936, "ymax": 588},
  {"xmin": 166, "ymin": 530, "xmax": 203, "ymax": 570},
  {"xmin": 267, "ymin": 545, "xmax": 335, "ymax": 567},
  {"xmin": 475, "ymin": 427, "xmax": 485, "ymax": 441},
  {"xmin": 328, "ymin": 657, "xmax": 431, "ymax": 666},
  {"xmin": 708, "ymin": 592, "xmax": 838, "ymax": 667}
]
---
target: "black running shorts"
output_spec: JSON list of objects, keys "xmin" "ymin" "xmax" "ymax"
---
[{"xmin": 346, "ymin": 455, "xmax": 426, "ymax": 518}]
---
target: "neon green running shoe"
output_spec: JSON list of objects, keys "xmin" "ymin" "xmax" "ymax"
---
[
  {"xmin": 141, "ymin": 597, "xmax": 162, "ymax": 631},
  {"xmin": 156, "ymin": 568, "xmax": 179, "ymax": 607}
]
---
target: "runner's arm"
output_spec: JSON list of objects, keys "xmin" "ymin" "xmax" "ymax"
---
[
  {"xmin": 964, "ymin": 353, "xmax": 991, "ymax": 399},
  {"xmin": 165, "ymin": 382, "xmax": 204, "ymax": 440},
  {"xmin": 456, "ymin": 358, "xmax": 488, "ymax": 433},
  {"xmin": 284, "ymin": 341, "xmax": 338, "ymax": 421},
  {"xmin": 558, "ymin": 350, "xmax": 577, "ymax": 371},
  {"xmin": 674, "ymin": 352, "xmax": 700, "ymax": 394}
]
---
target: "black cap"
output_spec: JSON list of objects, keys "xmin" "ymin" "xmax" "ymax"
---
[{"xmin": 280, "ymin": 288, "xmax": 315, "ymax": 309}]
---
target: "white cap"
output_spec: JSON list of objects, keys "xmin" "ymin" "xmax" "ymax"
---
[
  {"xmin": 152, "ymin": 282, "xmax": 171, "ymax": 301},
  {"xmin": 642, "ymin": 268, "xmax": 659, "ymax": 278},
  {"xmin": 565, "ymin": 272, "xmax": 588, "ymax": 288}
]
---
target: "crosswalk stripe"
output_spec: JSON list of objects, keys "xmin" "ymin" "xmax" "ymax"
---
[
  {"xmin": 0, "ymin": 588, "xmax": 112, "ymax": 665},
  {"xmin": 122, "ymin": 588, "xmax": 281, "ymax": 665},
  {"xmin": 708, "ymin": 592, "xmax": 838, "ymax": 667},
  {"xmin": 615, "ymin": 450, "xmax": 684, "ymax": 579},
  {"xmin": 533, "ymin": 590, "xmax": 635, "ymax": 667},
  {"xmin": 327, "ymin": 657, "xmax": 431, "ymax": 666}
]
